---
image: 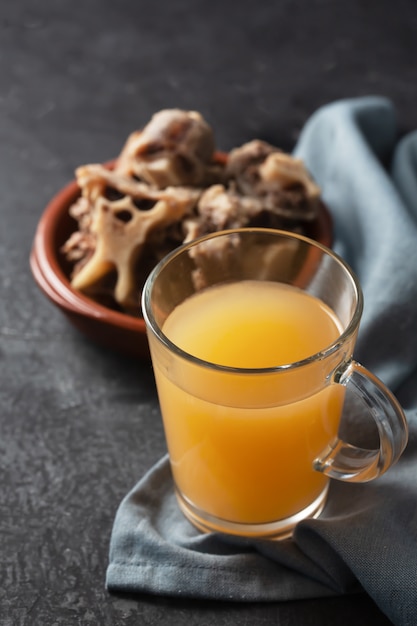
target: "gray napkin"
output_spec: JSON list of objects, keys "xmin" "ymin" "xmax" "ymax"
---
[{"xmin": 106, "ymin": 97, "xmax": 417, "ymax": 626}]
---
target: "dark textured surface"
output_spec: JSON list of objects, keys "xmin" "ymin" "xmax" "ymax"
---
[{"xmin": 1, "ymin": 1, "xmax": 415, "ymax": 623}]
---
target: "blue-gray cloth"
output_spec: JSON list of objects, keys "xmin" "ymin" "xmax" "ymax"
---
[{"xmin": 106, "ymin": 97, "xmax": 417, "ymax": 626}]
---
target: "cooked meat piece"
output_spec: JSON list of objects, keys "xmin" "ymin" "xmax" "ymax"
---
[
  {"xmin": 62, "ymin": 163, "xmax": 200, "ymax": 311},
  {"xmin": 116, "ymin": 109, "xmax": 224, "ymax": 188},
  {"xmin": 226, "ymin": 139, "xmax": 278, "ymax": 196},
  {"xmin": 226, "ymin": 140, "xmax": 321, "ymax": 220},
  {"xmin": 183, "ymin": 185, "xmax": 254, "ymax": 241}
]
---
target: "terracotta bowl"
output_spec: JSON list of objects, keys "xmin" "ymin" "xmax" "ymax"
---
[{"xmin": 30, "ymin": 161, "xmax": 333, "ymax": 359}]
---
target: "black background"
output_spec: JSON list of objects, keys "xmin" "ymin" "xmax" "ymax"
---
[{"xmin": 2, "ymin": 1, "xmax": 416, "ymax": 624}]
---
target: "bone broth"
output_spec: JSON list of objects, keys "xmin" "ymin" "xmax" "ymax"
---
[{"xmin": 151, "ymin": 280, "xmax": 345, "ymax": 524}]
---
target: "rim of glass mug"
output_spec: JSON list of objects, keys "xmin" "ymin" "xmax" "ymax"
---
[{"xmin": 142, "ymin": 227, "xmax": 363, "ymax": 374}]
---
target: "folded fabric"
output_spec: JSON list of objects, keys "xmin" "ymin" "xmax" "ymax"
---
[{"xmin": 106, "ymin": 97, "xmax": 417, "ymax": 626}]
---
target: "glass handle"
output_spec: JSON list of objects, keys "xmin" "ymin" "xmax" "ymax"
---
[{"xmin": 314, "ymin": 361, "xmax": 409, "ymax": 482}]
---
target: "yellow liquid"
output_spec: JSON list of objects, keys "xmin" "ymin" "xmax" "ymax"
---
[{"xmin": 153, "ymin": 280, "xmax": 345, "ymax": 525}]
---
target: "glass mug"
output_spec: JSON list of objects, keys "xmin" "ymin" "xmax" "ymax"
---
[{"xmin": 142, "ymin": 228, "xmax": 408, "ymax": 539}]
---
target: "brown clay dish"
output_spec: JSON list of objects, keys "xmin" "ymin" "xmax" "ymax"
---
[{"xmin": 30, "ymin": 161, "xmax": 333, "ymax": 359}]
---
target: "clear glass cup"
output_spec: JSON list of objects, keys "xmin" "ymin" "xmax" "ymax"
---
[{"xmin": 142, "ymin": 228, "xmax": 408, "ymax": 539}]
